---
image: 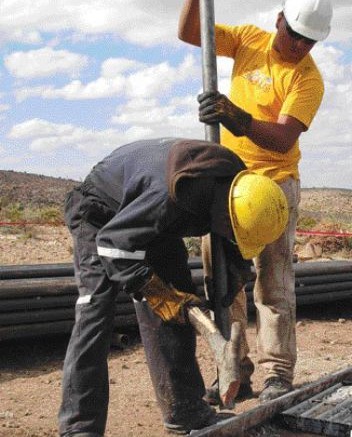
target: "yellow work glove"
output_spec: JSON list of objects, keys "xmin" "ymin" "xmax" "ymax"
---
[{"xmin": 139, "ymin": 274, "xmax": 201, "ymax": 324}]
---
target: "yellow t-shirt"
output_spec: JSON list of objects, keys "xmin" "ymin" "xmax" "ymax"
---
[{"xmin": 215, "ymin": 24, "xmax": 324, "ymax": 182}]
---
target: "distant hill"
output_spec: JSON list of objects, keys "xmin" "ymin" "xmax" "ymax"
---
[
  {"xmin": 0, "ymin": 170, "xmax": 79, "ymax": 208},
  {"xmin": 0, "ymin": 170, "xmax": 351, "ymax": 225},
  {"xmin": 300, "ymin": 187, "xmax": 352, "ymax": 225}
]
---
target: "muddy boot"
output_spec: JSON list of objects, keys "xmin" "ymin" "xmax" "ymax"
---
[
  {"xmin": 167, "ymin": 412, "xmax": 235, "ymax": 435},
  {"xmin": 204, "ymin": 356, "xmax": 255, "ymax": 405},
  {"xmin": 134, "ymin": 300, "xmax": 217, "ymax": 434},
  {"xmin": 259, "ymin": 377, "xmax": 293, "ymax": 403}
]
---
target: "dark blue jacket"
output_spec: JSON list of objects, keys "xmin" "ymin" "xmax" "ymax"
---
[{"xmin": 83, "ymin": 138, "xmax": 245, "ymax": 290}]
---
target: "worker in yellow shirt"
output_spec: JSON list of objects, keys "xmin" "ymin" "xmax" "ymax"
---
[{"xmin": 179, "ymin": 0, "xmax": 333, "ymax": 402}]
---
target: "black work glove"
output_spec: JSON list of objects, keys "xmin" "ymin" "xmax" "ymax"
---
[{"xmin": 198, "ymin": 91, "xmax": 252, "ymax": 137}]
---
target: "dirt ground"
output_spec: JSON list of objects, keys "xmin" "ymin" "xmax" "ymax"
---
[{"xmin": 0, "ymin": 225, "xmax": 351, "ymax": 437}]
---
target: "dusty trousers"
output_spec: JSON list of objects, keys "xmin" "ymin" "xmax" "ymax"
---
[
  {"xmin": 138, "ymin": 237, "xmax": 211, "ymax": 431},
  {"xmin": 253, "ymin": 178, "xmax": 300, "ymax": 382},
  {"xmin": 134, "ymin": 301, "xmax": 213, "ymax": 432},
  {"xmin": 59, "ymin": 183, "xmax": 207, "ymax": 436},
  {"xmin": 234, "ymin": 178, "xmax": 300, "ymax": 382},
  {"xmin": 202, "ymin": 178, "xmax": 300, "ymax": 383},
  {"xmin": 58, "ymin": 183, "xmax": 119, "ymax": 437}
]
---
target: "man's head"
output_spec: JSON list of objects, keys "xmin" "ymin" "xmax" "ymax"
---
[
  {"xmin": 228, "ymin": 171, "xmax": 289, "ymax": 260},
  {"xmin": 273, "ymin": 0, "xmax": 333, "ymax": 63}
]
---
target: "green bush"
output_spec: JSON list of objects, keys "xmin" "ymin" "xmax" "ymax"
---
[
  {"xmin": 297, "ymin": 215, "xmax": 318, "ymax": 230},
  {"xmin": 4, "ymin": 203, "xmax": 25, "ymax": 222},
  {"xmin": 0, "ymin": 202, "xmax": 64, "ymax": 225},
  {"xmin": 38, "ymin": 206, "xmax": 63, "ymax": 224}
]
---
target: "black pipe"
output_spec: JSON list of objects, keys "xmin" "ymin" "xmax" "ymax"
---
[
  {"xmin": 111, "ymin": 332, "xmax": 131, "ymax": 349},
  {"xmin": 245, "ymin": 289, "xmax": 352, "ymax": 312},
  {"xmin": 244, "ymin": 276, "xmax": 352, "ymax": 293},
  {"xmin": 294, "ymin": 281, "xmax": 352, "ymax": 296},
  {"xmin": 1, "ymin": 259, "xmax": 351, "ymax": 279},
  {"xmin": 0, "ymin": 277, "xmax": 132, "ymax": 302},
  {"xmin": 0, "ymin": 260, "xmax": 350, "ymax": 286},
  {"xmin": 0, "ymin": 265, "xmax": 351, "ymax": 301},
  {"xmin": 294, "ymin": 261, "xmax": 352, "ymax": 277},
  {"xmin": 295, "ymin": 273, "xmax": 352, "ymax": 286},
  {"xmin": 0, "ymin": 294, "xmax": 77, "ymax": 312},
  {"xmin": 1, "ymin": 266, "xmax": 351, "ymax": 303},
  {"xmin": 0, "ymin": 302, "xmax": 137, "ymax": 326},
  {"xmin": 245, "ymin": 282, "xmax": 352, "ymax": 297},
  {"xmin": 0, "ymin": 314, "xmax": 138, "ymax": 341},
  {"xmin": 0, "ymin": 263, "xmax": 74, "ymax": 280},
  {"xmin": 0, "ymin": 257, "xmax": 203, "ymax": 280},
  {"xmin": 0, "ymin": 259, "xmax": 351, "ymax": 342},
  {"xmin": 290, "ymin": 289, "xmax": 352, "ymax": 306},
  {"xmin": 0, "ymin": 308, "xmax": 75, "ymax": 325},
  {"xmin": 0, "ymin": 277, "xmax": 77, "ymax": 298},
  {"xmin": 0, "ymin": 293, "xmax": 133, "ymax": 315}
]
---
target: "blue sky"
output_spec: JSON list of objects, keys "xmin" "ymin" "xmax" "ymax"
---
[{"xmin": 0, "ymin": 0, "xmax": 351, "ymax": 188}]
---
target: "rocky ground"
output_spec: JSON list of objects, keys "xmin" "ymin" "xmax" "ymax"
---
[{"xmin": 0, "ymin": 225, "xmax": 351, "ymax": 436}]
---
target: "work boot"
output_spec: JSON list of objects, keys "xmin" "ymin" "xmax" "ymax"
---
[
  {"xmin": 164, "ymin": 399, "xmax": 215, "ymax": 435},
  {"xmin": 61, "ymin": 433, "xmax": 103, "ymax": 437},
  {"xmin": 164, "ymin": 404, "xmax": 234, "ymax": 435},
  {"xmin": 259, "ymin": 377, "xmax": 293, "ymax": 403}
]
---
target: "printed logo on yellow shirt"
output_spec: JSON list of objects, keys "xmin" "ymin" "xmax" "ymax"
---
[{"xmin": 243, "ymin": 69, "xmax": 272, "ymax": 92}]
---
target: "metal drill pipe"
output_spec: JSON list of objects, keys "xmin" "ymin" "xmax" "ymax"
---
[
  {"xmin": 199, "ymin": 0, "xmax": 231, "ymax": 343},
  {"xmin": 199, "ymin": 0, "xmax": 220, "ymax": 143}
]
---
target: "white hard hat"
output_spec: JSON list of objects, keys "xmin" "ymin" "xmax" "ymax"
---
[{"xmin": 283, "ymin": 0, "xmax": 333, "ymax": 41}]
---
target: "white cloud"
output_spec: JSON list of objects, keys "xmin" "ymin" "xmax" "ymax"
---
[
  {"xmin": 14, "ymin": 54, "xmax": 200, "ymax": 101},
  {"xmin": 329, "ymin": 6, "xmax": 352, "ymax": 43},
  {"xmin": 101, "ymin": 58, "xmax": 145, "ymax": 77},
  {"xmin": 1, "ymin": 0, "xmax": 352, "ymax": 187},
  {"xmin": 112, "ymin": 94, "xmax": 202, "ymax": 140},
  {"xmin": 9, "ymin": 118, "xmax": 75, "ymax": 139},
  {"xmin": 0, "ymin": 0, "xmax": 181, "ymax": 46},
  {"xmin": 125, "ymin": 54, "xmax": 200, "ymax": 99},
  {"xmin": 215, "ymin": 2, "xmax": 279, "ymax": 30},
  {"xmin": 0, "ymin": 104, "xmax": 10, "ymax": 112},
  {"xmin": 0, "ymin": 0, "xmax": 350, "ymax": 49},
  {"xmin": 7, "ymin": 118, "xmax": 152, "ymax": 155},
  {"xmin": 15, "ymin": 78, "xmax": 126, "ymax": 101},
  {"xmin": 4, "ymin": 47, "xmax": 88, "ymax": 79},
  {"xmin": 303, "ymin": 42, "xmax": 352, "ymax": 156}
]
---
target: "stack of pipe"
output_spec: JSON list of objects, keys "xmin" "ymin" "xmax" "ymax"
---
[
  {"xmin": 0, "ymin": 259, "xmax": 202, "ymax": 342},
  {"xmin": 0, "ymin": 259, "xmax": 351, "ymax": 342},
  {"xmin": 244, "ymin": 261, "xmax": 352, "ymax": 310}
]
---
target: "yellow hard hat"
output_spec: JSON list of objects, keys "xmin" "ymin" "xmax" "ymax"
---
[{"xmin": 228, "ymin": 171, "xmax": 289, "ymax": 259}]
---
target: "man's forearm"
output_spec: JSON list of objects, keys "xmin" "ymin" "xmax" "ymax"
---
[
  {"xmin": 178, "ymin": 0, "xmax": 201, "ymax": 46},
  {"xmin": 246, "ymin": 119, "xmax": 301, "ymax": 154}
]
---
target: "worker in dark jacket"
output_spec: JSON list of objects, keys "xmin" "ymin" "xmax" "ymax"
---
[{"xmin": 58, "ymin": 137, "xmax": 288, "ymax": 437}]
